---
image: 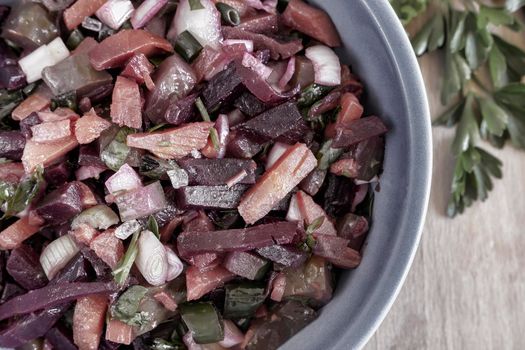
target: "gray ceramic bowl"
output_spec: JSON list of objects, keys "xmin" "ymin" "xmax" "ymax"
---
[{"xmin": 281, "ymin": 1, "xmax": 432, "ymax": 349}]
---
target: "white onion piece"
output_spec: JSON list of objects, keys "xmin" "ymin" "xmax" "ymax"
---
[
  {"xmin": 131, "ymin": 0, "xmax": 168, "ymax": 29},
  {"xmin": 246, "ymin": 0, "xmax": 277, "ymax": 14},
  {"xmin": 168, "ymin": 0, "xmax": 223, "ymax": 49},
  {"xmin": 105, "ymin": 163, "xmax": 143, "ymax": 194},
  {"xmin": 219, "ymin": 320, "xmax": 244, "ymax": 348},
  {"xmin": 266, "ymin": 142, "xmax": 291, "ymax": 169},
  {"xmin": 136, "ymin": 230, "xmax": 168, "ymax": 286},
  {"xmin": 165, "ymin": 246, "xmax": 184, "ymax": 281},
  {"xmin": 115, "ymin": 219, "xmax": 142, "ymax": 239},
  {"xmin": 19, "ymin": 37, "xmax": 69, "ymax": 83},
  {"xmin": 285, "ymin": 193, "xmax": 302, "ymax": 222},
  {"xmin": 96, "ymin": 0, "xmax": 135, "ymax": 30},
  {"xmin": 224, "ymin": 39, "xmax": 254, "ymax": 52},
  {"xmin": 40, "ymin": 235, "xmax": 79, "ymax": 279},
  {"xmin": 279, "ymin": 56, "xmax": 296, "ymax": 89},
  {"xmin": 71, "ymin": 205, "xmax": 120, "ymax": 230},
  {"xmin": 242, "ymin": 52, "xmax": 273, "ymax": 81},
  {"xmin": 305, "ymin": 45, "xmax": 341, "ymax": 86}
]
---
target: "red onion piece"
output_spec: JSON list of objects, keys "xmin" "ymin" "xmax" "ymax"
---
[
  {"xmin": 246, "ymin": 0, "xmax": 278, "ymax": 14},
  {"xmin": 104, "ymin": 163, "xmax": 143, "ymax": 195},
  {"xmin": 95, "ymin": 0, "xmax": 134, "ymax": 30},
  {"xmin": 279, "ymin": 56, "xmax": 296, "ymax": 89},
  {"xmin": 242, "ymin": 52, "xmax": 273, "ymax": 81},
  {"xmin": 224, "ymin": 39, "xmax": 254, "ymax": 52},
  {"xmin": 265, "ymin": 142, "xmax": 291, "ymax": 170},
  {"xmin": 305, "ymin": 45, "xmax": 341, "ymax": 86},
  {"xmin": 168, "ymin": 0, "xmax": 223, "ymax": 49},
  {"xmin": 285, "ymin": 193, "xmax": 301, "ymax": 222},
  {"xmin": 115, "ymin": 181, "xmax": 167, "ymax": 221},
  {"xmin": 75, "ymin": 165, "xmax": 106, "ymax": 181},
  {"xmin": 131, "ymin": 0, "xmax": 168, "ymax": 29}
]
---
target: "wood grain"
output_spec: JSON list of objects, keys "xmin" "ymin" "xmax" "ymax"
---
[{"xmin": 365, "ymin": 19, "xmax": 525, "ymax": 350}]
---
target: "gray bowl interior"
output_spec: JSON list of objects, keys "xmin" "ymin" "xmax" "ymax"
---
[{"xmin": 280, "ymin": 1, "xmax": 432, "ymax": 349}]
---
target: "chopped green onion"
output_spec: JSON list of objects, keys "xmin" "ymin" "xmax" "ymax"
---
[
  {"xmin": 297, "ymin": 84, "xmax": 333, "ymax": 109},
  {"xmin": 224, "ymin": 282, "xmax": 266, "ymax": 318},
  {"xmin": 174, "ymin": 30, "xmax": 203, "ymax": 62},
  {"xmin": 147, "ymin": 215, "xmax": 160, "ymax": 239},
  {"xmin": 101, "ymin": 127, "xmax": 135, "ymax": 171},
  {"xmin": 51, "ymin": 91, "xmax": 77, "ymax": 111},
  {"xmin": 66, "ymin": 29, "xmax": 85, "ymax": 50},
  {"xmin": 111, "ymin": 285, "xmax": 149, "ymax": 325},
  {"xmin": 113, "ymin": 230, "xmax": 141, "ymax": 285},
  {"xmin": 189, "ymin": 0, "xmax": 204, "ymax": 10},
  {"xmin": 140, "ymin": 155, "xmax": 178, "ymax": 180},
  {"xmin": 2, "ymin": 166, "xmax": 44, "ymax": 219},
  {"xmin": 209, "ymin": 127, "xmax": 220, "ymax": 151},
  {"xmin": 195, "ymin": 97, "xmax": 211, "ymax": 122},
  {"xmin": 317, "ymin": 140, "xmax": 344, "ymax": 171},
  {"xmin": 180, "ymin": 302, "xmax": 224, "ymax": 344},
  {"xmin": 216, "ymin": 3, "xmax": 241, "ymax": 26},
  {"xmin": 306, "ymin": 216, "xmax": 325, "ymax": 234},
  {"xmin": 148, "ymin": 123, "xmax": 168, "ymax": 133},
  {"xmin": 0, "ymin": 89, "xmax": 23, "ymax": 121},
  {"xmin": 22, "ymin": 82, "xmax": 38, "ymax": 96}
]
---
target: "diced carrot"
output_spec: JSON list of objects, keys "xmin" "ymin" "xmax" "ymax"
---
[
  {"xmin": 110, "ymin": 76, "xmax": 142, "ymax": 129},
  {"xmin": 73, "ymin": 295, "xmax": 108, "ymax": 350},
  {"xmin": 90, "ymin": 230, "xmax": 124, "ymax": 269},
  {"xmin": 0, "ymin": 217, "xmax": 41, "ymax": 250},
  {"xmin": 238, "ymin": 143, "xmax": 317, "ymax": 224},
  {"xmin": 22, "ymin": 135, "xmax": 78, "ymax": 173},
  {"xmin": 296, "ymin": 191, "xmax": 337, "ymax": 236},
  {"xmin": 105, "ymin": 319, "xmax": 134, "ymax": 345},
  {"xmin": 11, "ymin": 93, "xmax": 50, "ymax": 121},
  {"xmin": 77, "ymin": 182, "xmax": 98, "ymax": 207},
  {"xmin": 31, "ymin": 119, "xmax": 72, "ymax": 143},
  {"xmin": 75, "ymin": 109, "xmax": 112, "ymax": 144},
  {"xmin": 186, "ymin": 265, "xmax": 235, "ymax": 301},
  {"xmin": 63, "ymin": 0, "xmax": 107, "ymax": 30},
  {"xmin": 0, "ymin": 162, "xmax": 24, "ymax": 183},
  {"xmin": 71, "ymin": 223, "xmax": 100, "ymax": 246},
  {"xmin": 126, "ymin": 122, "xmax": 214, "ymax": 159},
  {"xmin": 337, "ymin": 93, "xmax": 363, "ymax": 126},
  {"xmin": 154, "ymin": 291, "xmax": 178, "ymax": 311},
  {"xmin": 38, "ymin": 108, "xmax": 80, "ymax": 122}
]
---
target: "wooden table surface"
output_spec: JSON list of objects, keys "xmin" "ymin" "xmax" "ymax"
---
[{"xmin": 365, "ymin": 17, "xmax": 525, "ymax": 350}]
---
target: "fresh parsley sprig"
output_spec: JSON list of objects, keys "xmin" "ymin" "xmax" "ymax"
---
[{"xmin": 398, "ymin": 0, "xmax": 525, "ymax": 217}]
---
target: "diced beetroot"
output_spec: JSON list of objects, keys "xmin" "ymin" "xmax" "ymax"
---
[
  {"xmin": 238, "ymin": 13, "xmax": 278, "ymax": 33},
  {"xmin": 111, "ymin": 76, "xmax": 142, "ymax": 129},
  {"xmin": 121, "ymin": 53, "xmax": 155, "ymax": 88},
  {"xmin": 6, "ymin": 244, "xmax": 48, "ymax": 290},
  {"xmin": 63, "ymin": 0, "xmax": 107, "ymax": 30},
  {"xmin": 35, "ymin": 182, "xmax": 83, "ymax": 225},
  {"xmin": 178, "ymin": 158, "xmax": 257, "ymax": 186},
  {"xmin": 154, "ymin": 291, "xmax": 178, "ymax": 311},
  {"xmin": 45, "ymin": 325, "xmax": 77, "ymax": 350},
  {"xmin": 295, "ymin": 191, "xmax": 337, "ymax": 236},
  {"xmin": 79, "ymin": 143, "xmax": 106, "ymax": 168},
  {"xmin": 308, "ymin": 90, "xmax": 341, "ymax": 119},
  {"xmin": 186, "ymin": 253, "xmax": 221, "ymax": 271},
  {"xmin": 73, "ymin": 294, "xmax": 108, "ymax": 350},
  {"xmin": 176, "ymin": 185, "xmax": 248, "ymax": 210},
  {"xmin": 201, "ymin": 62, "xmax": 245, "ymax": 112},
  {"xmin": 164, "ymin": 92, "xmax": 198, "ymax": 126},
  {"xmin": 38, "ymin": 108, "xmax": 80, "ymax": 123},
  {"xmin": 177, "ymin": 221, "xmax": 298, "ymax": 258},
  {"xmin": 201, "ymin": 114, "xmax": 229, "ymax": 159},
  {"xmin": 331, "ymin": 116, "xmax": 388, "ymax": 149},
  {"xmin": 0, "ymin": 162, "xmax": 24, "ymax": 183},
  {"xmin": 72, "ymin": 37, "xmax": 99, "ymax": 55},
  {"xmin": 282, "ymin": 0, "xmax": 341, "ymax": 47},
  {"xmin": 126, "ymin": 122, "xmax": 213, "ymax": 159},
  {"xmin": 89, "ymin": 30, "xmax": 173, "ymax": 70},
  {"xmin": 11, "ymin": 93, "xmax": 50, "ymax": 121},
  {"xmin": 115, "ymin": 181, "xmax": 167, "ymax": 221},
  {"xmin": 330, "ymin": 136, "xmax": 385, "ymax": 181},
  {"xmin": 0, "ymin": 218, "xmax": 41, "ymax": 250},
  {"xmin": 238, "ymin": 143, "xmax": 317, "ymax": 224},
  {"xmin": 22, "ymin": 135, "xmax": 78, "ymax": 173},
  {"xmin": 226, "ymin": 131, "xmax": 265, "ymax": 159},
  {"xmin": 337, "ymin": 213, "xmax": 369, "ymax": 251},
  {"xmin": 223, "ymin": 251, "xmax": 268, "ymax": 280},
  {"xmin": 185, "ymin": 265, "xmax": 235, "ymax": 301},
  {"xmin": 256, "ymin": 245, "xmax": 308, "ymax": 268},
  {"xmin": 105, "ymin": 163, "xmax": 142, "ymax": 194},
  {"xmin": 223, "ymin": 27, "xmax": 303, "ymax": 60},
  {"xmin": 322, "ymin": 174, "xmax": 354, "ymax": 218},
  {"xmin": 74, "ymin": 109, "xmax": 112, "ymax": 144},
  {"xmin": 105, "ymin": 319, "xmax": 134, "ymax": 345},
  {"xmin": 234, "ymin": 92, "xmax": 267, "ymax": 117},
  {"xmin": 192, "ymin": 44, "xmax": 246, "ymax": 83},
  {"xmin": 44, "ymin": 162, "xmax": 71, "ymax": 187},
  {"xmin": 183, "ymin": 210, "xmax": 214, "ymax": 232},
  {"xmin": 70, "ymin": 224, "xmax": 100, "ymax": 246},
  {"xmin": 0, "ymin": 65, "xmax": 26, "ymax": 91},
  {"xmin": 19, "ymin": 113, "xmax": 42, "ymax": 139},
  {"xmin": 299, "ymin": 169, "xmax": 326, "ymax": 196},
  {"xmin": 89, "ymin": 230, "xmax": 123, "ymax": 269},
  {"xmin": 77, "ymin": 182, "xmax": 99, "ymax": 208},
  {"xmin": 0, "ymin": 131, "xmax": 25, "ymax": 160},
  {"xmin": 31, "ymin": 119, "xmax": 71, "ymax": 143},
  {"xmin": 312, "ymin": 234, "xmax": 361, "ymax": 269}
]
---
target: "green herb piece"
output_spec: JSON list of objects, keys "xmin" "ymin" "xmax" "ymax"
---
[
  {"xmin": 22, "ymin": 83, "xmax": 38, "ymax": 96},
  {"xmin": 297, "ymin": 84, "xmax": 333, "ymax": 109},
  {"xmin": 209, "ymin": 127, "xmax": 220, "ymax": 151},
  {"xmin": 189, "ymin": 0, "xmax": 204, "ymax": 10},
  {"xmin": 180, "ymin": 302, "xmax": 224, "ymax": 344},
  {"xmin": 101, "ymin": 127, "xmax": 135, "ymax": 171},
  {"xmin": 147, "ymin": 215, "xmax": 160, "ymax": 239},
  {"xmin": 66, "ymin": 29, "xmax": 85, "ymax": 50},
  {"xmin": 139, "ymin": 155, "xmax": 178, "ymax": 180},
  {"xmin": 317, "ymin": 140, "xmax": 344, "ymax": 171},
  {"xmin": 223, "ymin": 282, "xmax": 266, "ymax": 319},
  {"xmin": 174, "ymin": 30, "xmax": 203, "ymax": 62},
  {"xmin": 113, "ymin": 230, "xmax": 141, "ymax": 285},
  {"xmin": 2, "ymin": 167, "xmax": 44, "ymax": 220},
  {"xmin": 216, "ymin": 2, "xmax": 241, "ymax": 26},
  {"xmin": 305, "ymin": 216, "xmax": 325, "ymax": 234},
  {"xmin": 0, "ymin": 89, "xmax": 23, "ymax": 121},
  {"xmin": 148, "ymin": 123, "xmax": 168, "ymax": 133},
  {"xmin": 195, "ymin": 97, "xmax": 211, "ymax": 122},
  {"xmin": 111, "ymin": 285, "xmax": 149, "ymax": 326},
  {"xmin": 51, "ymin": 91, "xmax": 77, "ymax": 111}
]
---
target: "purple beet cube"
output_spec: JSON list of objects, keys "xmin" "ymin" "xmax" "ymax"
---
[{"xmin": 35, "ymin": 182, "xmax": 83, "ymax": 225}]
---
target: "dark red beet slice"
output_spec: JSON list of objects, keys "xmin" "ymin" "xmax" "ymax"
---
[
  {"xmin": 331, "ymin": 116, "xmax": 388, "ymax": 149},
  {"xmin": 44, "ymin": 162, "xmax": 72, "ymax": 187},
  {"xmin": 164, "ymin": 92, "xmax": 198, "ymax": 126},
  {"xmin": 19, "ymin": 112, "xmax": 41, "ymax": 139},
  {"xmin": 0, "ymin": 65, "xmax": 26, "ymax": 90},
  {"xmin": 330, "ymin": 136, "xmax": 385, "ymax": 181},
  {"xmin": 322, "ymin": 174, "xmax": 354, "ymax": 218},
  {"xmin": 178, "ymin": 158, "xmax": 257, "ymax": 186},
  {"xmin": 1, "ymin": 282, "xmax": 25, "ymax": 303},
  {"xmin": 256, "ymin": 245, "xmax": 308, "ymax": 268},
  {"xmin": 233, "ymin": 92, "xmax": 268, "ymax": 117},
  {"xmin": 223, "ymin": 251, "xmax": 269, "ymax": 280},
  {"xmin": 175, "ymin": 185, "xmax": 249, "ymax": 210},
  {"xmin": 226, "ymin": 131, "xmax": 265, "ymax": 159},
  {"xmin": 275, "ymin": 118, "xmax": 313, "ymax": 145},
  {"xmin": 336, "ymin": 213, "xmax": 369, "ymax": 251},
  {"xmin": 312, "ymin": 234, "xmax": 361, "ymax": 269},
  {"xmin": 35, "ymin": 182, "xmax": 83, "ymax": 225},
  {"xmin": 6, "ymin": 244, "xmax": 48, "ymax": 290},
  {"xmin": 78, "ymin": 143, "xmax": 106, "ymax": 168},
  {"xmin": 0, "ymin": 131, "xmax": 25, "ymax": 160},
  {"xmin": 201, "ymin": 62, "xmax": 245, "ymax": 112},
  {"xmin": 299, "ymin": 169, "xmax": 326, "ymax": 196},
  {"xmin": 237, "ymin": 13, "xmax": 279, "ymax": 34},
  {"xmin": 177, "ymin": 221, "xmax": 298, "ymax": 258},
  {"xmin": 45, "ymin": 325, "xmax": 77, "ymax": 350}
]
